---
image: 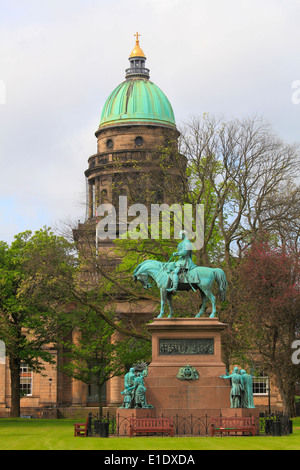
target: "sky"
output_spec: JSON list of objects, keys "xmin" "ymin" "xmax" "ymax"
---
[{"xmin": 0, "ymin": 0, "xmax": 299, "ymax": 244}]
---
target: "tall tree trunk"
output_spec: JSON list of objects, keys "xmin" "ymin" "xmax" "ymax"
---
[
  {"xmin": 276, "ymin": 373, "xmax": 296, "ymax": 417},
  {"xmin": 9, "ymin": 356, "xmax": 21, "ymax": 417},
  {"xmin": 98, "ymin": 383, "xmax": 103, "ymax": 420}
]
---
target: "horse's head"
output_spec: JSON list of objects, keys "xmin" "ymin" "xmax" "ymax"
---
[
  {"xmin": 133, "ymin": 259, "xmax": 163, "ymax": 289},
  {"xmin": 133, "ymin": 271, "xmax": 152, "ymax": 289},
  {"xmin": 133, "ymin": 262, "xmax": 153, "ymax": 289}
]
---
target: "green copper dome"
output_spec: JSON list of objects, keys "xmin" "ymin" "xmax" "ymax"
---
[{"xmin": 99, "ymin": 79, "xmax": 176, "ymax": 129}]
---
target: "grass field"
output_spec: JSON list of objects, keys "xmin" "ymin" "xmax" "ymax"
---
[{"xmin": 0, "ymin": 418, "xmax": 299, "ymax": 451}]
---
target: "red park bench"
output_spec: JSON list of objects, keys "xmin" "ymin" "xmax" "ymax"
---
[
  {"xmin": 74, "ymin": 417, "xmax": 89, "ymax": 436},
  {"xmin": 129, "ymin": 417, "xmax": 174, "ymax": 437},
  {"xmin": 211, "ymin": 416, "xmax": 256, "ymax": 437}
]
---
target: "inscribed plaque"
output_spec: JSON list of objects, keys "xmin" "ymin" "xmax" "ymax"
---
[{"xmin": 159, "ymin": 338, "xmax": 214, "ymax": 355}]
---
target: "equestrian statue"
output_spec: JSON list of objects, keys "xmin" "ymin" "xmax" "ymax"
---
[{"xmin": 133, "ymin": 231, "xmax": 227, "ymax": 318}]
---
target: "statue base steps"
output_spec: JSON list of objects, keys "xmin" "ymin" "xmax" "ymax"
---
[{"xmin": 116, "ymin": 407, "xmax": 260, "ymax": 436}]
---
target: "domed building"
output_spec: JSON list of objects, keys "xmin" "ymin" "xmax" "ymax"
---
[{"xmin": 85, "ymin": 33, "xmax": 181, "ymax": 218}]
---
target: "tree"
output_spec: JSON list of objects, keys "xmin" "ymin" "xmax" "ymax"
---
[
  {"xmin": 235, "ymin": 240, "xmax": 300, "ymax": 416},
  {"xmin": 0, "ymin": 228, "xmax": 75, "ymax": 417},
  {"xmin": 60, "ymin": 307, "xmax": 151, "ymax": 418},
  {"xmin": 178, "ymin": 114, "xmax": 300, "ymax": 271}
]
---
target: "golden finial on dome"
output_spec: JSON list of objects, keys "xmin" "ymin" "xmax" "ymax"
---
[{"xmin": 129, "ymin": 32, "xmax": 146, "ymax": 58}]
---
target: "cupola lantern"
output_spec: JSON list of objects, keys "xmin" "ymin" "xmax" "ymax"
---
[{"xmin": 125, "ymin": 32, "xmax": 150, "ymax": 79}]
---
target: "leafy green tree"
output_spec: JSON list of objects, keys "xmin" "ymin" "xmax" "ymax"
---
[
  {"xmin": 0, "ymin": 228, "xmax": 75, "ymax": 417},
  {"xmin": 60, "ymin": 307, "xmax": 151, "ymax": 418}
]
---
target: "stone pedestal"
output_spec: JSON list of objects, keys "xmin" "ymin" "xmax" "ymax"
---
[
  {"xmin": 117, "ymin": 317, "xmax": 260, "ymax": 436},
  {"xmin": 145, "ymin": 317, "xmax": 231, "ymax": 417}
]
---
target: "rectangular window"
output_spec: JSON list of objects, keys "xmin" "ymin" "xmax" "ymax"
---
[
  {"xmin": 252, "ymin": 370, "xmax": 269, "ymax": 396},
  {"xmin": 20, "ymin": 363, "xmax": 33, "ymax": 396}
]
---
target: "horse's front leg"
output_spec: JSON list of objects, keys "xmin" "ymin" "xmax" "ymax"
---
[
  {"xmin": 157, "ymin": 288, "xmax": 166, "ymax": 318},
  {"xmin": 166, "ymin": 291, "xmax": 174, "ymax": 318}
]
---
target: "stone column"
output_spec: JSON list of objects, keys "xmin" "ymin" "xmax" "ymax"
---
[
  {"xmin": 88, "ymin": 182, "xmax": 93, "ymax": 219},
  {"xmin": 71, "ymin": 329, "xmax": 84, "ymax": 405},
  {"xmin": 108, "ymin": 330, "xmax": 123, "ymax": 406},
  {"xmin": 109, "ymin": 376, "xmax": 123, "ymax": 407}
]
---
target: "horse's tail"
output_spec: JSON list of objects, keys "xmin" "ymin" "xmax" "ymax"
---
[{"xmin": 213, "ymin": 268, "xmax": 227, "ymax": 302}]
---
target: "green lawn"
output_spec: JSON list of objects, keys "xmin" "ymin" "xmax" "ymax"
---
[{"xmin": 0, "ymin": 418, "xmax": 299, "ymax": 450}]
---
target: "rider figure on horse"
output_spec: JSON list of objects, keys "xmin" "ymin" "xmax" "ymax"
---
[{"xmin": 167, "ymin": 230, "xmax": 197, "ymax": 293}]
